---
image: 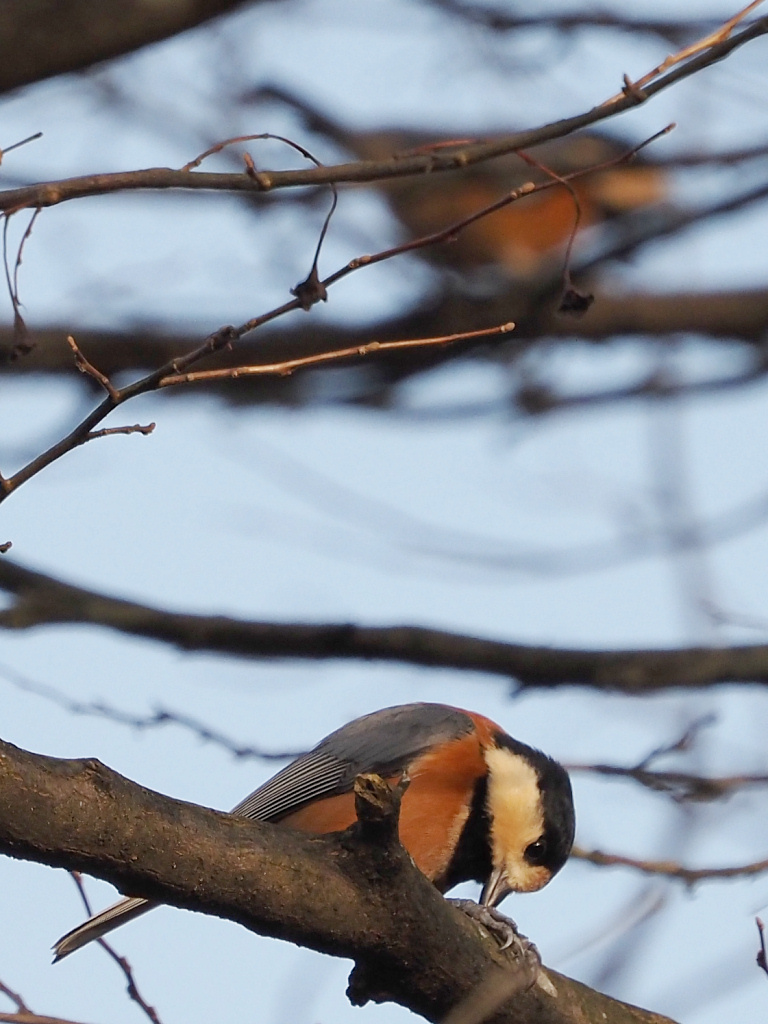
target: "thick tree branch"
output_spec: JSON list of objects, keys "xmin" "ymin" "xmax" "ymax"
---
[
  {"xmin": 0, "ymin": 736, "xmax": 675, "ymax": 1024},
  {"xmin": 1, "ymin": 560, "xmax": 768, "ymax": 693},
  {"xmin": 0, "ymin": 0, "xmax": 258, "ymax": 96}
]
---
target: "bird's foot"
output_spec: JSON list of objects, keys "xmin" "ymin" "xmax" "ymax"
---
[
  {"xmin": 448, "ymin": 900, "xmax": 555, "ymax": 996},
  {"xmin": 448, "ymin": 899, "xmax": 538, "ymax": 956}
]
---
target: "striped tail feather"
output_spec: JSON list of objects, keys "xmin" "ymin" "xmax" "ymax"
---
[{"xmin": 53, "ymin": 896, "xmax": 155, "ymax": 961}]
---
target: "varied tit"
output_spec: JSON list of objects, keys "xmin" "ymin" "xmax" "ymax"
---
[{"xmin": 54, "ymin": 702, "xmax": 574, "ymax": 960}]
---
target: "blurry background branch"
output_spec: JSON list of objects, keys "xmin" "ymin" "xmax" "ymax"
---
[
  {"xmin": 2, "ymin": 560, "xmax": 768, "ymax": 692},
  {"xmin": 573, "ymin": 848, "xmax": 768, "ymax": 886},
  {"xmin": 4, "ymin": 659, "xmax": 767, "ymax": 804},
  {"xmin": 0, "ymin": 0, "xmax": 260, "ymax": 95}
]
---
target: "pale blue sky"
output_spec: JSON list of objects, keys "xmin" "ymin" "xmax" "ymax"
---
[{"xmin": 2, "ymin": 3, "xmax": 768, "ymax": 1023}]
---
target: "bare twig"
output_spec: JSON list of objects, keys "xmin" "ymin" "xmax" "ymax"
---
[
  {"xmin": 0, "ymin": 132, "xmax": 43, "ymax": 161},
  {"xmin": 517, "ymin": 149, "xmax": 588, "ymax": 312},
  {"xmin": 426, "ymin": 1, "xmax": 733, "ymax": 43},
  {"xmin": 2, "ymin": 208, "xmax": 38, "ymax": 358},
  {"xmin": 0, "ymin": 15, "xmax": 761, "ymax": 502},
  {"xmin": 574, "ymin": 847, "xmax": 768, "ymax": 885},
  {"xmin": 0, "ymin": 660, "xmax": 302, "ymax": 760},
  {"xmin": 1, "ymin": 16, "xmax": 766, "ymax": 215},
  {"xmin": 573, "ymin": 763, "xmax": 768, "ymax": 802},
  {"xmin": 11, "ymin": 209, "xmax": 39, "ymax": 309},
  {"xmin": 159, "ymin": 323, "xmax": 514, "ymax": 387},
  {"xmin": 67, "ymin": 335, "xmax": 118, "ymax": 399},
  {"xmin": 180, "ymin": 132, "xmax": 338, "ymax": 310},
  {"xmin": 604, "ymin": 0, "xmax": 767, "ymax": 105},
  {"xmin": 638, "ymin": 716, "xmax": 716, "ymax": 766},
  {"xmin": 757, "ymin": 918, "xmax": 768, "ymax": 978},
  {"xmin": 86, "ymin": 423, "xmax": 156, "ymax": 440},
  {"xmin": 0, "ymin": 1013, "xmax": 92, "ymax": 1024},
  {"xmin": 69, "ymin": 873, "xmax": 164, "ymax": 1024},
  {"xmin": 568, "ymin": 715, "xmax": 768, "ymax": 803},
  {"xmin": 0, "ymin": 980, "xmax": 31, "ymax": 1014}
]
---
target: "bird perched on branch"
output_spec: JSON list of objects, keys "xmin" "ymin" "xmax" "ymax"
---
[
  {"xmin": 53, "ymin": 702, "xmax": 574, "ymax": 960},
  {"xmin": 248, "ymin": 86, "xmax": 668, "ymax": 280}
]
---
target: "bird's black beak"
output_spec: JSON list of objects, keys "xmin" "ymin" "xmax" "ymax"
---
[{"xmin": 480, "ymin": 866, "xmax": 512, "ymax": 907}]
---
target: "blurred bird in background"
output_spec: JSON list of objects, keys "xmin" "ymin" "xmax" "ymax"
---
[{"xmin": 246, "ymin": 85, "xmax": 669, "ymax": 284}]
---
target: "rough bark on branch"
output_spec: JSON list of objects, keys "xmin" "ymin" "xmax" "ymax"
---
[
  {"xmin": 0, "ymin": 735, "xmax": 675, "ymax": 1024},
  {"xmin": 0, "ymin": 0, "xmax": 260, "ymax": 95},
  {"xmin": 1, "ymin": 560, "xmax": 767, "ymax": 693}
]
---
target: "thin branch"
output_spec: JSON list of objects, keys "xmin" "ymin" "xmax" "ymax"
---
[
  {"xmin": 0, "ymin": 1014, "xmax": 92, "ymax": 1024},
  {"xmin": 69, "ymin": 874, "xmax": 163, "ymax": 1024},
  {"xmin": 0, "ymin": 660, "xmax": 302, "ymax": 760},
  {"xmin": 568, "ymin": 717, "xmax": 768, "ymax": 804},
  {"xmin": 574, "ymin": 847, "xmax": 768, "ymax": 886},
  {"xmin": 757, "ymin": 918, "xmax": 768, "ymax": 978},
  {"xmin": 516, "ymin": 149, "xmax": 588, "ymax": 312},
  {"xmin": 572, "ymin": 763, "xmax": 768, "ymax": 802},
  {"xmin": 86, "ymin": 423, "xmax": 155, "ymax": 440},
  {"xmin": 67, "ymin": 335, "xmax": 118, "ymax": 399},
  {"xmin": 1, "ymin": 209, "xmax": 37, "ymax": 359},
  {"xmin": 8, "ymin": 661, "xmax": 765, "ymax": 794},
  {"xmin": 426, "ymin": 1, "xmax": 733, "ymax": 42},
  {"xmin": 603, "ymin": 0, "xmax": 767, "ymax": 105},
  {"xmin": 179, "ymin": 132, "xmax": 339, "ymax": 311},
  {"xmin": 0, "ymin": 132, "xmax": 43, "ymax": 160},
  {"xmin": 159, "ymin": 323, "xmax": 514, "ymax": 387},
  {"xmin": 0, "ymin": 18, "xmax": 763, "ymax": 499},
  {"xmin": 0, "ymin": 981, "xmax": 30, "ymax": 1015},
  {"xmin": 1, "ymin": 14, "xmax": 765, "ymax": 214}
]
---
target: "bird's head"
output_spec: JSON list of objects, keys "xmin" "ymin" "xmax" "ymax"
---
[{"xmin": 480, "ymin": 737, "xmax": 575, "ymax": 907}]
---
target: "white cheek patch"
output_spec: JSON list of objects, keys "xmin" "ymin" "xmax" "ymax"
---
[{"xmin": 483, "ymin": 746, "xmax": 545, "ymax": 888}]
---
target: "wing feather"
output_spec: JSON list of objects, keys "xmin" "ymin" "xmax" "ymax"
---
[{"xmin": 231, "ymin": 703, "xmax": 474, "ymax": 823}]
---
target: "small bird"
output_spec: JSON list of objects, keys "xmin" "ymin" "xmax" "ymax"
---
[
  {"xmin": 53, "ymin": 702, "xmax": 574, "ymax": 960},
  {"xmin": 249, "ymin": 86, "xmax": 668, "ymax": 279}
]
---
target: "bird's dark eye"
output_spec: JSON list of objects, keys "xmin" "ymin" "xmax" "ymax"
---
[{"xmin": 525, "ymin": 838, "xmax": 548, "ymax": 865}]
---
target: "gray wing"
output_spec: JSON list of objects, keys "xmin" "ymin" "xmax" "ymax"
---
[
  {"xmin": 53, "ymin": 703, "xmax": 474, "ymax": 959},
  {"xmin": 233, "ymin": 702, "xmax": 474, "ymax": 821}
]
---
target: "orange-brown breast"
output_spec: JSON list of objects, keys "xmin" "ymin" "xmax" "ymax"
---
[{"xmin": 278, "ymin": 725, "xmax": 490, "ymax": 889}]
